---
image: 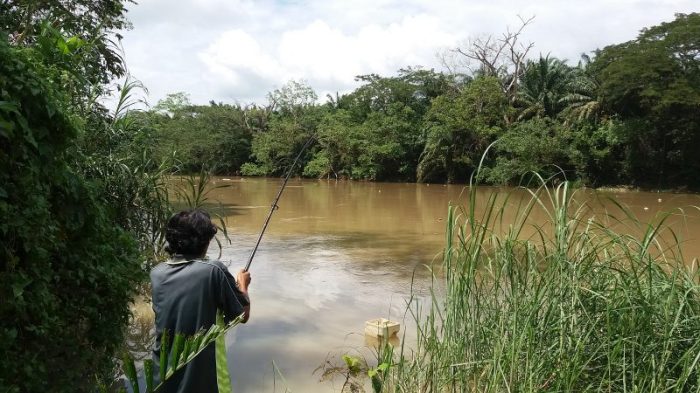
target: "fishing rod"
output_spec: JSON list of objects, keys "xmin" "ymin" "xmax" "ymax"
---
[{"xmin": 243, "ymin": 134, "xmax": 316, "ymax": 272}]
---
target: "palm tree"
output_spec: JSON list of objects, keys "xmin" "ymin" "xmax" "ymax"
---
[
  {"xmin": 515, "ymin": 55, "xmax": 573, "ymax": 120},
  {"xmin": 560, "ymin": 54, "xmax": 603, "ymax": 123}
]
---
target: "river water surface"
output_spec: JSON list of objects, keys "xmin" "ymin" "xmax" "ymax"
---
[{"xmin": 168, "ymin": 178, "xmax": 700, "ymax": 392}]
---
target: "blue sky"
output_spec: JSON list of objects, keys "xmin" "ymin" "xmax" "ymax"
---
[{"xmin": 118, "ymin": 0, "xmax": 698, "ymax": 107}]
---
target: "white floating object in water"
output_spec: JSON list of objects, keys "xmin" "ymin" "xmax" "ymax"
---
[
  {"xmin": 222, "ymin": 178, "xmax": 232, "ymax": 181},
  {"xmin": 644, "ymin": 207, "xmax": 649, "ymax": 211},
  {"xmin": 658, "ymin": 198, "xmax": 662, "ymax": 203},
  {"xmin": 365, "ymin": 333, "xmax": 400, "ymax": 348},
  {"xmin": 365, "ymin": 318, "xmax": 400, "ymax": 338}
]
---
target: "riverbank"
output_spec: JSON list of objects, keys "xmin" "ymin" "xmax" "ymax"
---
[
  {"xmin": 207, "ymin": 174, "xmax": 700, "ymax": 194},
  {"xmin": 381, "ymin": 182, "xmax": 700, "ymax": 392}
]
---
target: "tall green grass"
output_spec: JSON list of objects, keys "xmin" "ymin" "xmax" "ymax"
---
[{"xmin": 387, "ymin": 179, "xmax": 700, "ymax": 392}]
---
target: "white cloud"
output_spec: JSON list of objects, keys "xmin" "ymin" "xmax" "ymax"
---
[
  {"xmin": 199, "ymin": 30, "xmax": 284, "ymax": 83},
  {"xmin": 197, "ymin": 14, "xmax": 458, "ymax": 101},
  {"xmin": 199, "ymin": 15, "xmax": 456, "ymax": 94},
  {"xmin": 119, "ymin": 0, "xmax": 699, "ymax": 106}
]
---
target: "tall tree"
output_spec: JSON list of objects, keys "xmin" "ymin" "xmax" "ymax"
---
[
  {"xmin": 592, "ymin": 12, "xmax": 700, "ymax": 187},
  {"xmin": 418, "ymin": 77, "xmax": 509, "ymax": 183},
  {"xmin": 304, "ymin": 109, "xmax": 358, "ymax": 179},
  {"xmin": 152, "ymin": 101, "xmax": 253, "ymax": 174},
  {"xmin": 244, "ymin": 80, "xmax": 321, "ymax": 176},
  {"xmin": 1, "ymin": 0, "xmax": 132, "ymax": 83},
  {"xmin": 0, "ymin": 36, "xmax": 142, "ymax": 393},
  {"xmin": 453, "ymin": 16, "xmax": 535, "ymax": 112},
  {"xmin": 306, "ymin": 69, "xmax": 452, "ymax": 180},
  {"xmin": 560, "ymin": 54, "xmax": 603, "ymax": 123},
  {"xmin": 515, "ymin": 55, "xmax": 574, "ymax": 120}
]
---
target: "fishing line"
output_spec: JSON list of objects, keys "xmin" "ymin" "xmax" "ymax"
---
[{"xmin": 243, "ymin": 134, "xmax": 316, "ymax": 272}]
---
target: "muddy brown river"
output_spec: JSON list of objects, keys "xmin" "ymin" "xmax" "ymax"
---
[{"xmin": 157, "ymin": 177, "xmax": 700, "ymax": 392}]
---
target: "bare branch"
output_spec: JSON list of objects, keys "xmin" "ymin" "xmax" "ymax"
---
[{"xmin": 451, "ymin": 15, "xmax": 535, "ymax": 104}]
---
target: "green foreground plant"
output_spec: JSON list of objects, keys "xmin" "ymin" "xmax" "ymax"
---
[
  {"xmin": 384, "ymin": 178, "xmax": 700, "ymax": 392},
  {"xmin": 121, "ymin": 312, "xmax": 243, "ymax": 393},
  {"xmin": 0, "ymin": 36, "xmax": 143, "ymax": 392},
  {"xmin": 316, "ymin": 343, "xmax": 394, "ymax": 393}
]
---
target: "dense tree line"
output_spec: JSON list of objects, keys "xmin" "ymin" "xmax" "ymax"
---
[
  {"xmin": 1, "ymin": 1, "xmax": 170, "ymax": 392},
  {"xmin": 151, "ymin": 13, "xmax": 700, "ymax": 189}
]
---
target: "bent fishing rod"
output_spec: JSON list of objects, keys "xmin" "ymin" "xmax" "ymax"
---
[{"xmin": 243, "ymin": 135, "xmax": 316, "ymax": 272}]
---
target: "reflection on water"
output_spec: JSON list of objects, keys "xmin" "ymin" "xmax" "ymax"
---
[
  {"xmin": 216, "ymin": 232, "xmax": 431, "ymax": 393},
  {"xmin": 182, "ymin": 178, "xmax": 700, "ymax": 392}
]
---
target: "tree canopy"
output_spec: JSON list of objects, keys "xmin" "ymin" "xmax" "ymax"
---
[
  {"xmin": 592, "ymin": 12, "xmax": 700, "ymax": 186},
  {"xmin": 0, "ymin": 36, "xmax": 143, "ymax": 393},
  {"xmin": 1, "ymin": 2, "xmax": 170, "ymax": 391},
  {"xmin": 141, "ymin": 13, "xmax": 700, "ymax": 189}
]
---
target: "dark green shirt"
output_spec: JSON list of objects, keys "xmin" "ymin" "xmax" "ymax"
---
[{"xmin": 150, "ymin": 257, "xmax": 249, "ymax": 393}]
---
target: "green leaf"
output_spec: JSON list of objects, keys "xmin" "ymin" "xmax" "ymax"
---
[
  {"xmin": 56, "ymin": 38, "xmax": 69, "ymax": 55},
  {"xmin": 167, "ymin": 333, "xmax": 185, "ymax": 378},
  {"xmin": 0, "ymin": 100, "xmax": 18, "ymax": 112},
  {"xmin": 66, "ymin": 36, "xmax": 85, "ymax": 52},
  {"xmin": 342, "ymin": 355, "xmax": 361, "ymax": 373},
  {"xmin": 144, "ymin": 359, "xmax": 154, "ymax": 393},
  {"xmin": 0, "ymin": 120, "xmax": 13, "ymax": 138},
  {"xmin": 216, "ymin": 311, "xmax": 232, "ymax": 393},
  {"xmin": 159, "ymin": 330, "xmax": 169, "ymax": 381},
  {"xmin": 122, "ymin": 354, "xmax": 140, "ymax": 393},
  {"xmin": 371, "ymin": 374, "xmax": 382, "ymax": 393},
  {"xmin": 180, "ymin": 339, "xmax": 192, "ymax": 367},
  {"xmin": 189, "ymin": 334, "xmax": 205, "ymax": 361},
  {"xmin": 12, "ymin": 276, "xmax": 32, "ymax": 299}
]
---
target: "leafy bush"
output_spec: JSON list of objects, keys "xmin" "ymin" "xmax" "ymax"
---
[
  {"xmin": 74, "ymin": 79, "xmax": 172, "ymax": 267},
  {"xmin": 418, "ymin": 77, "xmax": 508, "ymax": 183},
  {"xmin": 302, "ymin": 151, "xmax": 332, "ymax": 178},
  {"xmin": 0, "ymin": 39, "xmax": 142, "ymax": 392},
  {"xmin": 240, "ymin": 162, "xmax": 269, "ymax": 176},
  {"xmin": 486, "ymin": 118, "xmax": 574, "ymax": 184}
]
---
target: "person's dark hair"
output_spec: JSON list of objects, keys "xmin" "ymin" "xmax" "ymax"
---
[{"xmin": 164, "ymin": 209, "xmax": 218, "ymax": 257}]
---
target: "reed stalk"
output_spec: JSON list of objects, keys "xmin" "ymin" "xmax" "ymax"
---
[{"xmin": 387, "ymin": 179, "xmax": 700, "ymax": 392}]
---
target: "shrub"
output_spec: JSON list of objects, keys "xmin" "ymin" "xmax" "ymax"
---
[
  {"xmin": 240, "ymin": 162, "xmax": 269, "ymax": 176},
  {"xmin": 302, "ymin": 152, "xmax": 332, "ymax": 178},
  {"xmin": 0, "ymin": 39, "xmax": 142, "ymax": 392}
]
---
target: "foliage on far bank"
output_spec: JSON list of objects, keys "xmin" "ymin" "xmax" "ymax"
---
[{"xmin": 148, "ymin": 13, "xmax": 700, "ymax": 190}]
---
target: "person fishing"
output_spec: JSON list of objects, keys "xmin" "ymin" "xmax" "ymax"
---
[
  {"xmin": 149, "ymin": 135, "xmax": 313, "ymax": 392},
  {"xmin": 150, "ymin": 209, "xmax": 251, "ymax": 392}
]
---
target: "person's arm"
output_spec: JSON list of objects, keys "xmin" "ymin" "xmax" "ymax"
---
[
  {"xmin": 217, "ymin": 263, "xmax": 251, "ymax": 324},
  {"xmin": 235, "ymin": 269, "xmax": 251, "ymax": 323}
]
